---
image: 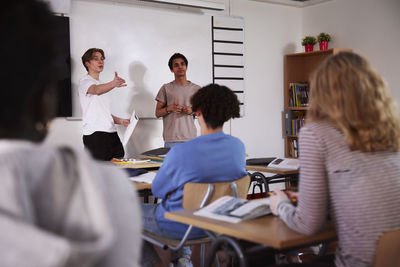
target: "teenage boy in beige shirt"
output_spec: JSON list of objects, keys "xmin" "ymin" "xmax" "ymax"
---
[{"xmin": 155, "ymin": 53, "xmax": 200, "ymax": 148}]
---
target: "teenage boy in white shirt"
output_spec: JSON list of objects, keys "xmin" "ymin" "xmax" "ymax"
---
[{"xmin": 78, "ymin": 48, "xmax": 130, "ymax": 161}]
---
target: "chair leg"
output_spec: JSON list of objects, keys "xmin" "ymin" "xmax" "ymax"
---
[
  {"xmin": 318, "ymin": 242, "xmax": 328, "ymax": 257},
  {"xmin": 205, "ymin": 235, "xmax": 246, "ymax": 267},
  {"xmin": 200, "ymin": 243, "xmax": 205, "ymax": 267},
  {"xmin": 214, "ymin": 253, "xmax": 220, "ymax": 267}
]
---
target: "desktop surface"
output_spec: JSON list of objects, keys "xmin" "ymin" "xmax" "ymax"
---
[
  {"xmin": 165, "ymin": 209, "xmax": 336, "ymax": 250},
  {"xmin": 246, "ymin": 165, "xmax": 299, "ymax": 175}
]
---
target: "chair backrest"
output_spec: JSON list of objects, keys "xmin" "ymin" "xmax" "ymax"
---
[
  {"xmin": 182, "ymin": 175, "xmax": 250, "ymax": 209},
  {"xmin": 372, "ymin": 229, "xmax": 400, "ymax": 267}
]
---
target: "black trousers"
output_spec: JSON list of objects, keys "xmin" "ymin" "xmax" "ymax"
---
[{"xmin": 83, "ymin": 131, "xmax": 124, "ymax": 161}]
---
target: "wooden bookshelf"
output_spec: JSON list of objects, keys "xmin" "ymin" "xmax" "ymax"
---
[{"xmin": 283, "ymin": 48, "xmax": 351, "ymax": 158}]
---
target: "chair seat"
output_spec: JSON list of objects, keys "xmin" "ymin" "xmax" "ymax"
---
[
  {"xmin": 373, "ymin": 229, "xmax": 400, "ymax": 267},
  {"xmin": 143, "ymin": 230, "xmax": 211, "ymax": 246}
]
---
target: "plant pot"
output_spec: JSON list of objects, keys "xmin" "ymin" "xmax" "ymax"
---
[
  {"xmin": 319, "ymin": 41, "xmax": 328, "ymax": 50},
  {"xmin": 304, "ymin": 45, "xmax": 314, "ymax": 52}
]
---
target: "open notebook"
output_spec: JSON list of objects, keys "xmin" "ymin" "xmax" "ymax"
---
[{"xmin": 194, "ymin": 196, "xmax": 271, "ymax": 223}]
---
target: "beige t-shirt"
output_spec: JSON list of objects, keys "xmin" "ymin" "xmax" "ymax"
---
[{"xmin": 155, "ymin": 81, "xmax": 200, "ymax": 142}]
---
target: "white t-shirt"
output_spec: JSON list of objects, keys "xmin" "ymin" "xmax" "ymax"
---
[{"xmin": 78, "ymin": 74, "xmax": 116, "ymax": 135}]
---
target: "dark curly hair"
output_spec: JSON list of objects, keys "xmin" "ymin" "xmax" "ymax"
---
[
  {"xmin": 191, "ymin": 84, "xmax": 240, "ymax": 129},
  {"xmin": 1, "ymin": 0, "xmax": 57, "ymax": 141}
]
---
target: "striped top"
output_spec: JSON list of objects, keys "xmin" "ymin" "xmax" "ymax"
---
[{"xmin": 277, "ymin": 122, "xmax": 400, "ymax": 267}]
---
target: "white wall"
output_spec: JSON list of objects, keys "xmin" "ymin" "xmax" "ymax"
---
[
  {"xmin": 228, "ymin": 0, "xmax": 302, "ymax": 158},
  {"xmin": 302, "ymin": 0, "xmax": 400, "ymax": 103},
  {"xmin": 46, "ymin": 0, "xmax": 400, "ymax": 159},
  {"xmin": 70, "ymin": 0, "xmax": 213, "ymax": 118}
]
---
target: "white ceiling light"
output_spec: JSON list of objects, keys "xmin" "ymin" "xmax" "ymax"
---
[
  {"xmin": 250, "ymin": 0, "xmax": 333, "ymax": 8},
  {"xmin": 139, "ymin": 0, "xmax": 225, "ymax": 10}
]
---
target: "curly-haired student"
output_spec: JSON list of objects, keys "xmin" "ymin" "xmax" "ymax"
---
[
  {"xmin": 142, "ymin": 84, "xmax": 247, "ymax": 267},
  {"xmin": 269, "ymin": 52, "xmax": 400, "ymax": 267}
]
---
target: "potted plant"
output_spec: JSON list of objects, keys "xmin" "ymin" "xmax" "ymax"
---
[
  {"xmin": 317, "ymin": 32, "xmax": 331, "ymax": 50},
  {"xmin": 301, "ymin": 36, "xmax": 317, "ymax": 52}
]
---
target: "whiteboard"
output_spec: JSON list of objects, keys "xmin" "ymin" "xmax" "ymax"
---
[{"xmin": 69, "ymin": 0, "xmax": 212, "ymax": 118}]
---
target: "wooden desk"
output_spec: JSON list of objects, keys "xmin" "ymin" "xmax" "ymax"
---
[
  {"xmin": 130, "ymin": 170, "xmax": 157, "ymax": 202},
  {"xmin": 246, "ymin": 165, "xmax": 298, "ymax": 175},
  {"xmin": 115, "ymin": 161, "xmax": 162, "ymax": 169},
  {"xmin": 246, "ymin": 165, "xmax": 299, "ymax": 193},
  {"xmin": 113, "ymin": 160, "xmax": 159, "ymax": 199},
  {"xmin": 165, "ymin": 209, "xmax": 336, "ymax": 250},
  {"xmin": 133, "ymin": 182, "xmax": 153, "ymax": 203},
  {"xmin": 133, "ymin": 182, "xmax": 152, "ymax": 190},
  {"xmin": 132, "ymin": 166, "xmax": 298, "ymax": 191}
]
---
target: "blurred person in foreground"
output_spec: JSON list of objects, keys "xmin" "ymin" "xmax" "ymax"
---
[
  {"xmin": 0, "ymin": 1, "xmax": 141, "ymax": 266},
  {"xmin": 269, "ymin": 52, "xmax": 400, "ymax": 267}
]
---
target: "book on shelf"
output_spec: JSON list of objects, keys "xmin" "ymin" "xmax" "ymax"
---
[
  {"xmin": 284, "ymin": 110, "xmax": 294, "ymax": 136},
  {"xmin": 284, "ymin": 110, "xmax": 306, "ymax": 136},
  {"xmin": 287, "ymin": 139, "xmax": 300, "ymax": 158},
  {"xmin": 293, "ymin": 139, "xmax": 298, "ymax": 158},
  {"xmin": 288, "ymin": 82, "xmax": 309, "ymax": 108},
  {"xmin": 292, "ymin": 116, "xmax": 306, "ymax": 135},
  {"xmin": 289, "ymin": 140, "xmax": 295, "ymax": 158},
  {"xmin": 194, "ymin": 196, "xmax": 271, "ymax": 223}
]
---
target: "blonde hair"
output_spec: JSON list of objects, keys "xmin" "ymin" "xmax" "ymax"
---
[{"xmin": 308, "ymin": 52, "xmax": 400, "ymax": 152}]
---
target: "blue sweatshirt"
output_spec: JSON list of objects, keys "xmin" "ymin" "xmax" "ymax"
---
[{"xmin": 152, "ymin": 131, "xmax": 247, "ymax": 238}]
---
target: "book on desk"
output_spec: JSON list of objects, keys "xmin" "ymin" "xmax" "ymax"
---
[
  {"xmin": 194, "ymin": 196, "xmax": 271, "ymax": 223},
  {"xmin": 141, "ymin": 147, "xmax": 170, "ymax": 162}
]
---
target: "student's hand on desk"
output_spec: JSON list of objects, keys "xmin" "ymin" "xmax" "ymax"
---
[
  {"xmin": 269, "ymin": 190, "xmax": 289, "ymax": 216},
  {"xmin": 285, "ymin": 190, "xmax": 298, "ymax": 200}
]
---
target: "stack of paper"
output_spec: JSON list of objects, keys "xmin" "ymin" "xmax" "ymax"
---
[{"xmin": 129, "ymin": 172, "xmax": 157, "ymax": 184}]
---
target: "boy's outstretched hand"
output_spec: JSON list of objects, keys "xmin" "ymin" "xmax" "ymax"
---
[{"xmin": 113, "ymin": 72, "xmax": 127, "ymax": 88}]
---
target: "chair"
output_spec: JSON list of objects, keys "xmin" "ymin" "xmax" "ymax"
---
[
  {"xmin": 142, "ymin": 175, "xmax": 251, "ymax": 267},
  {"xmin": 372, "ymin": 229, "xmax": 400, "ymax": 267}
]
